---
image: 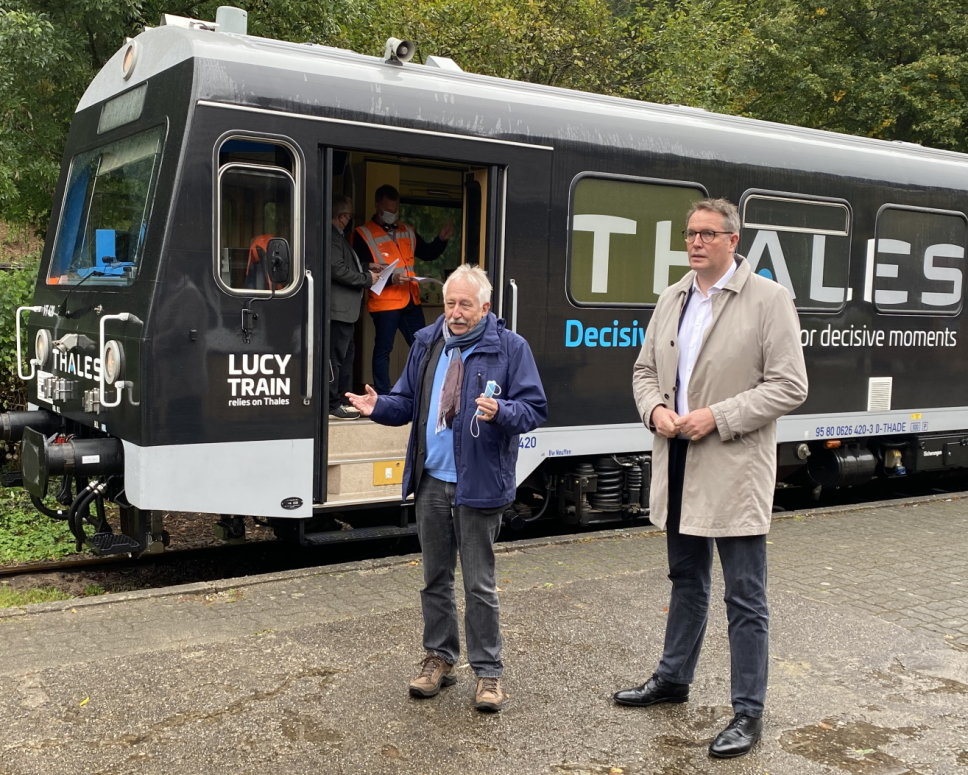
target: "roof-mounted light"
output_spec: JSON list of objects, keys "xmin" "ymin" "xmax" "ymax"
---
[{"xmin": 121, "ymin": 38, "xmax": 138, "ymax": 80}]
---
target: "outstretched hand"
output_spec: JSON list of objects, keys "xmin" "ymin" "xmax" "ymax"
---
[{"xmin": 345, "ymin": 384, "xmax": 379, "ymax": 416}]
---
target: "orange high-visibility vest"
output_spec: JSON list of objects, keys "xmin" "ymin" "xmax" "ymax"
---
[
  {"xmin": 355, "ymin": 221, "xmax": 420, "ymax": 312},
  {"xmin": 245, "ymin": 234, "xmax": 279, "ymax": 290}
]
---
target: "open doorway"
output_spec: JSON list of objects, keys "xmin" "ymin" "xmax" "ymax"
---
[{"xmin": 329, "ymin": 149, "xmax": 493, "ymax": 393}]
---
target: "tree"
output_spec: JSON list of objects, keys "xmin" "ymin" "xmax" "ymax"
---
[
  {"xmin": 606, "ymin": 0, "xmax": 762, "ymax": 111},
  {"xmin": 732, "ymin": 0, "xmax": 968, "ymax": 151},
  {"xmin": 0, "ymin": 0, "xmax": 629, "ymax": 235},
  {"xmin": 0, "ymin": 9, "xmax": 71, "ymax": 230},
  {"xmin": 3, "ymin": 0, "xmax": 967, "ymax": 241},
  {"xmin": 331, "ymin": 0, "xmax": 624, "ymax": 94},
  {"xmin": 0, "ymin": 1, "xmax": 345, "ymax": 234}
]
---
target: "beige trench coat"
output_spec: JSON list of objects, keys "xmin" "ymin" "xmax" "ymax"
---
[{"xmin": 632, "ymin": 257, "xmax": 808, "ymax": 537}]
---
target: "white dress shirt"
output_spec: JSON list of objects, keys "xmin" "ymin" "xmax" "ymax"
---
[{"xmin": 676, "ymin": 261, "xmax": 737, "ymax": 417}]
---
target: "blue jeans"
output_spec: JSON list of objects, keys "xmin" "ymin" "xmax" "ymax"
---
[
  {"xmin": 414, "ymin": 474, "xmax": 505, "ymax": 677},
  {"xmin": 371, "ymin": 301, "xmax": 425, "ymax": 394},
  {"xmin": 657, "ymin": 439, "xmax": 770, "ymax": 717}
]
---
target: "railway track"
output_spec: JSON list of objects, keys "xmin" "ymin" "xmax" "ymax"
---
[{"xmin": 3, "ymin": 477, "xmax": 967, "ymax": 597}]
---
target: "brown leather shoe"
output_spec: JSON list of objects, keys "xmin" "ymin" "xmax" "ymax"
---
[
  {"xmin": 408, "ymin": 654, "xmax": 456, "ymax": 698},
  {"xmin": 474, "ymin": 677, "xmax": 509, "ymax": 712}
]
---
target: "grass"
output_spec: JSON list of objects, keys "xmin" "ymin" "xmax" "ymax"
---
[
  {"xmin": 0, "ymin": 585, "xmax": 106, "ymax": 608},
  {"xmin": 0, "ymin": 488, "xmax": 77, "ymax": 564},
  {"xmin": 0, "ymin": 488, "xmax": 97, "ymax": 608}
]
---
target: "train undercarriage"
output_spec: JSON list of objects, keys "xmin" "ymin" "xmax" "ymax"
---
[{"xmin": 4, "ymin": 406, "xmax": 968, "ymax": 558}]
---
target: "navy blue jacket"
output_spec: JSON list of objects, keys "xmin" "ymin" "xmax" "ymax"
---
[{"xmin": 371, "ymin": 312, "xmax": 547, "ymax": 509}]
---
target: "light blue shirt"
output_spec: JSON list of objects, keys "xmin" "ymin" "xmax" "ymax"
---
[{"xmin": 424, "ymin": 344, "xmax": 477, "ymax": 482}]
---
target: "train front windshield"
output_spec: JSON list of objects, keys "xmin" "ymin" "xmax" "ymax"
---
[{"xmin": 48, "ymin": 126, "xmax": 164, "ymax": 286}]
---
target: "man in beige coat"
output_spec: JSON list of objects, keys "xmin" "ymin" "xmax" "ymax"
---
[{"xmin": 615, "ymin": 198, "xmax": 808, "ymax": 759}]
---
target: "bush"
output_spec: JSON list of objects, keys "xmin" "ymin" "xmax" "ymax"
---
[
  {"xmin": 0, "ymin": 252, "xmax": 40, "ymax": 468},
  {"xmin": 0, "ymin": 254, "xmax": 39, "ymax": 408}
]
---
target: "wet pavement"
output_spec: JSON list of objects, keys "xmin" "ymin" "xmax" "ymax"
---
[{"xmin": 0, "ymin": 494, "xmax": 966, "ymax": 774}]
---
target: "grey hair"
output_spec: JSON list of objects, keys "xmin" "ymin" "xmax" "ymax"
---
[
  {"xmin": 443, "ymin": 264, "xmax": 492, "ymax": 305},
  {"xmin": 332, "ymin": 193, "xmax": 353, "ymax": 219},
  {"xmin": 687, "ymin": 197, "xmax": 740, "ymax": 234}
]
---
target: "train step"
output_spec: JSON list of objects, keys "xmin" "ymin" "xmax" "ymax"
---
[
  {"xmin": 325, "ymin": 419, "xmax": 411, "ymax": 505},
  {"xmin": 301, "ymin": 524, "xmax": 418, "ymax": 546},
  {"xmin": 88, "ymin": 532, "xmax": 144, "ymax": 556}
]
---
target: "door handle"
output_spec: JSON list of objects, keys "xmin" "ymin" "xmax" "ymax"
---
[
  {"xmin": 303, "ymin": 269, "xmax": 314, "ymax": 405},
  {"xmin": 508, "ymin": 278, "xmax": 518, "ymax": 332}
]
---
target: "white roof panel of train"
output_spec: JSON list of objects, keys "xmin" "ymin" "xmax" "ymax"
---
[{"xmin": 81, "ymin": 19, "xmax": 968, "ymax": 189}]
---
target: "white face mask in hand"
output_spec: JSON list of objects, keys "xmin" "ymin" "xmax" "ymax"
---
[{"xmin": 470, "ymin": 380, "xmax": 501, "ymax": 438}]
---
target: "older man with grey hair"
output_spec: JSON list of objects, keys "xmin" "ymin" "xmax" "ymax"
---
[{"xmin": 346, "ymin": 264, "xmax": 547, "ymax": 712}]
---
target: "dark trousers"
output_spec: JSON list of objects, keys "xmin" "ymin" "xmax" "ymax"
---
[
  {"xmin": 656, "ymin": 438, "xmax": 770, "ymax": 717},
  {"xmin": 370, "ymin": 301, "xmax": 425, "ymax": 394},
  {"xmin": 414, "ymin": 474, "xmax": 505, "ymax": 677},
  {"xmin": 329, "ymin": 320, "xmax": 356, "ymax": 412}
]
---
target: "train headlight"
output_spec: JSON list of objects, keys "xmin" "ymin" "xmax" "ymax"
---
[
  {"xmin": 121, "ymin": 40, "xmax": 139, "ymax": 80},
  {"xmin": 103, "ymin": 340, "xmax": 125, "ymax": 385},
  {"xmin": 34, "ymin": 328, "xmax": 52, "ymax": 367}
]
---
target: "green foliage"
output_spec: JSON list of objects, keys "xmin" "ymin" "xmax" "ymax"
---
[
  {"xmin": 0, "ymin": 256, "xmax": 39, "ymax": 418},
  {"xmin": 0, "ymin": 8, "xmax": 68, "ymax": 230},
  {"xmin": 1, "ymin": 0, "xmax": 968, "ymax": 242},
  {"xmin": 731, "ymin": 0, "xmax": 968, "ymax": 151},
  {"xmin": 0, "ymin": 489, "xmax": 76, "ymax": 563},
  {"xmin": 607, "ymin": 0, "xmax": 762, "ymax": 110}
]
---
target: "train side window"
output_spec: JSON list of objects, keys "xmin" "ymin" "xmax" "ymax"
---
[
  {"xmin": 567, "ymin": 175, "xmax": 706, "ymax": 306},
  {"xmin": 47, "ymin": 126, "xmax": 164, "ymax": 286},
  {"xmin": 216, "ymin": 138, "xmax": 300, "ymax": 294},
  {"xmin": 872, "ymin": 206, "xmax": 966, "ymax": 315},
  {"xmin": 740, "ymin": 193, "xmax": 851, "ymax": 312}
]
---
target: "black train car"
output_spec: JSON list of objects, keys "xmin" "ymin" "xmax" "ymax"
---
[{"xmin": 3, "ymin": 7, "xmax": 967, "ymax": 554}]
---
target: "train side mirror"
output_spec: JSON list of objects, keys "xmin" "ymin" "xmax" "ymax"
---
[{"xmin": 265, "ymin": 238, "xmax": 291, "ymax": 286}]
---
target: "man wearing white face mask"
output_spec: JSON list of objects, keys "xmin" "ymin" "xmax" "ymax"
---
[{"xmin": 353, "ymin": 184, "xmax": 454, "ymax": 393}]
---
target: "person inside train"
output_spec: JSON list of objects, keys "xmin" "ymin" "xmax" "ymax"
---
[
  {"xmin": 352, "ymin": 184, "xmax": 454, "ymax": 394},
  {"xmin": 244, "ymin": 233, "xmax": 275, "ymax": 290},
  {"xmin": 617, "ymin": 197, "xmax": 808, "ymax": 758},
  {"xmin": 329, "ymin": 194, "xmax": 379, "ymax": 420}
]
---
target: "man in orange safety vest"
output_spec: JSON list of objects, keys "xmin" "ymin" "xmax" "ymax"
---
[{"xmin": 353, "ymin": 184, "xmax": 453, "ymax": 393}]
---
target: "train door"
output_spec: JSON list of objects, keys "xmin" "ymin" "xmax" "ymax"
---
[
  {"xmin": 206, "ymin": 133, "xmax": 316, "ymax": 518},
  {"xmin": 312, "ymin": 133, "xmax": 552, "ymax": 513}
]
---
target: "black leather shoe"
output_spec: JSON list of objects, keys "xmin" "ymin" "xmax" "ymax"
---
[
  {"xmin": 708, "ymin": 713, "xmax": 763, "ymax": 758},
  {"xmin": 612, "ymin": 673, "xmax": 689, "ymax": 707}
]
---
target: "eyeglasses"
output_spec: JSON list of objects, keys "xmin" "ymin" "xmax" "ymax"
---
[{"xmin": 682, "ymin": 229, "xmax": 733, "ymax": 244}]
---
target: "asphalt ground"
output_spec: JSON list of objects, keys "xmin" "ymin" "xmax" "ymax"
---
[{"xmin": 0, "ymin": 494, "xmax": 966, "ymax": 774}]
